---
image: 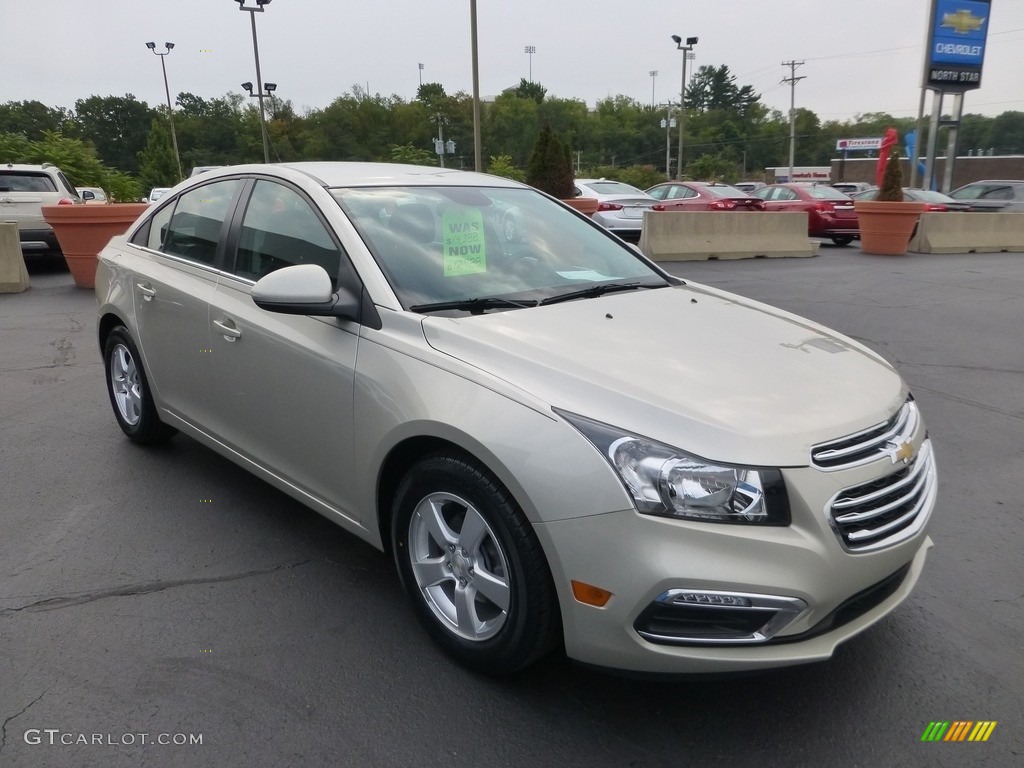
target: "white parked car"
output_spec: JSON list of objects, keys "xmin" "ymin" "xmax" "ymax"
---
[
  {"xmin": 76, "ymin": 186, "xmax": 109, "ymax": 204},
  {"xmin": 573, "ymin": 179, "xmax": 658, "ymax": 242},
  {"xmin": 95, "ymin": 162, "xmax": 937, "ymax": 675}
]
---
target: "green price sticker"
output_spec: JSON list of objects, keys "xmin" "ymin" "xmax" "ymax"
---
[{"xmin": 442, "ymin": 208, "xmax": 486, "ymax": 276}]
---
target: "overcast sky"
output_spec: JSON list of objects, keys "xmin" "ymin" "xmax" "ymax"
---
[{"xmin": 3, "ymin": 1, "xmax": 1022, "ymax": 123}]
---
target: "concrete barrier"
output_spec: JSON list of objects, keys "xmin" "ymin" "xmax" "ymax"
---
[
  {"xmin": 638, "ymin": 211, "xmax": 818, "ymax": 261},
  {"xmin": 0, "ymin": 222, "xmax": 30, "ymax": 293},
  {"xmin": 909, "ymin": 212, "xmax": 1024, "ymax": 254}
]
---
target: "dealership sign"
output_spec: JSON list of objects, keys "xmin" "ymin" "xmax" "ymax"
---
[
  {"xmin": 837, "ymin": 138, "xmax": 883, "ymax": 152},
  {"xmin": 924, "ymin": 0, "xmax": 991, "ymax": 90}
]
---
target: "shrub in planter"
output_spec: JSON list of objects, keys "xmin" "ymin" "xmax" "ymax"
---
[
  {"xmin": 853, "ymin": 147, "xmax": 925, "ymax": 255},
  {"xmin": 525, "ymin": 122, "xmax": 574, "ymax": 199},
  {"xmin": 525, "ymin": 123, "xmax": 597, "ymax": 215}
]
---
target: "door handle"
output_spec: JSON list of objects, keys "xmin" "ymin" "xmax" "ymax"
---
[
  {"xmin": 137, "ymin": 283, "xmax": 157, "ymax": 301},
  {"xmin": 213, "ymin": 318, "xmax": 242, "ymax": 341}
]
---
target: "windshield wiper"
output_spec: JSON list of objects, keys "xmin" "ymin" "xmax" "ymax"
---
[
  {"xmin": 539, "ymin": 281, "xmax": 659, "ymax": 306},
  {"xmin": 409, "ymin": 296, "xmax": 539, "ymax": 314}
]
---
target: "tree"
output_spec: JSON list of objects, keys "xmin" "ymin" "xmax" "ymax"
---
[
  {"xmin": 989, "ymin": 110, "xmax": 1024, "ymax": 154},
  {"xmin": 514, "ymin": 79, "xmax": 547, "ymax": 104},
  {"xmin": 73, "ymin": 94, "xmax": 155, "ymax": 174},
  {"xmin": 487, "ymin": 154, "xmax": 525, "ymax": 182},
  {"xmin": 877, "ymin": 146, "xmax": 904, "ymax": 202},
  {"xmin": 390, "ymin": 143, "xmax": 437, "ymax": 166},
  {"xmin": 686, "ymin": 65, "xmax": 753, "ymax": 113},
  {"xmin": 137, "ymin": 118, "xmax": 180, "ymax": 191},
  {"xmin": 525, "ymin": 122, "xmax": 574, "ymax": 198},
  {"xmin": 1, "ymin": 130, "xmax": 140, "ymax": 200},
  {"xmin": 0, "ymin": 100, "xmax": 74, "ymax": 140}
]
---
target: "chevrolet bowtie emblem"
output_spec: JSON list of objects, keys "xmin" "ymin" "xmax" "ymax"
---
[
  {"xmin": 885, "ymin": 440, "xmax": 916, "ymax": 465},
  {"xmin": 941, "ymin": 9, "xmax": 986, "ymax": 35}
]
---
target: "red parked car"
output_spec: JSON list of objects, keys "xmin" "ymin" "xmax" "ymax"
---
[
  {"xmin": 646, "ymin": 181, "xmax": 766, "ymax": 212},
  {"xmin": 753, "ymin": 183, "xmax": 859, "ymax": 246}
]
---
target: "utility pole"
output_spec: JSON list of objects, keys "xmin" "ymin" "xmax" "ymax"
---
[{"xmin": 781, "ymin": 60, "xmax": 805, "ymax": 182}]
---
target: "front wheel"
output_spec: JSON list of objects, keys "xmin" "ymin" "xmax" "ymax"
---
[
  {"xmin": 391, "ymin": 453, "xmax": 560, "ymax": 674},
  {"xmin": 103, "ymin": 327, "xmax": 177, "ymax": 444},
  {"xmin": 831, "ymin": 236, "xmax": 854, "ymax": 246}
]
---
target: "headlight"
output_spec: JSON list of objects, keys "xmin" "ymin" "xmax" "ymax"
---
[{"xmin": 558, "ymin": 411, "xmax": 790, "ymax": 525}]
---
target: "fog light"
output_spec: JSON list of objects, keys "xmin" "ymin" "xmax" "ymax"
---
[
  {"xmin": 634, "ymin": 589, "xmax": 807, "ymax": 645},
  {"xmin": 674, "ymin": 592, "xmax": 752, "ymax": 607}
]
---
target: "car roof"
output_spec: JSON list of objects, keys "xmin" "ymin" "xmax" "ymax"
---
[{"xmin": 195, "ymin": 162, "xmax": 524, "ymax": 190}]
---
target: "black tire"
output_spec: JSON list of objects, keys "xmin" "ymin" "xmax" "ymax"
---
[
  {"xmin": 103, "ymin": 326, "xmax": 177, "ymax": 444},
  {"xmin": 391, "ymin": 452, "xmax": 560, "ymax": 674},
  {"xmin": 831, "ymin": 236, "xmax": 854, "ymax": 246}
]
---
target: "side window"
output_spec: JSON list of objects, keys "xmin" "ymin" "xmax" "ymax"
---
[
  {"xmin": 647, "ymin": 186, "xmax": 666, "ymax": 200},
  {"xmin": 161, "ymin": 179, "xmax": 242, "ymax": 265},
  {"xmin": 979, "ymin": 185, "xmax": 1012, "ymax": 200},
  {"xmin": 57, "ymin": 172, "xmax": 78, "ymax": 197},
  {"xmin": 135, "ymin": 202, "xmax": 170, "ymax": 250},
  {"xmin": 234, "ymin": 180, "xmax": 342, "ymax": 285},
  {"xmin": 678, "ymin": 187, "xmax": 697, "ymax": 199}
]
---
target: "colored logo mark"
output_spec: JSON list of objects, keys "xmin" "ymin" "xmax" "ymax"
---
[
  {"xmin": 941, "ymin": 9, "xmax": 986, "ymax": 35},
  {"xmin": 921, "ymin": 721, "xmax": 997, "ymax": 742}
]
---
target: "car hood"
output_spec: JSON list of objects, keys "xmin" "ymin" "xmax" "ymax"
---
[{"xmin": 421, "ymin": 283, "xmax": 906, "ymax": 467}]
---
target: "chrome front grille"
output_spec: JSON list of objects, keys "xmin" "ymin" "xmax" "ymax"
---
[
  {"xmin": 811, "ymin": 398, "xmax": 919, "ymax": 470},
  {"xmin": 828, "ymin": 439, "xmax": 936, "ymax": 552}
]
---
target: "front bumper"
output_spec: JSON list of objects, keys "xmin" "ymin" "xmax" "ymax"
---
[{"xmin": 533, "ymin": 504, "xmax": 933, "ymax": 675}]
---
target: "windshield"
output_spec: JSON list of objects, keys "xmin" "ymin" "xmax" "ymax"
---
[
  {"xmin": 705, "ymin": 185, "xmax": 748, "ymax": 198},
  {"xmin": 578, "ymin": 180, "xmax": 646, "ymax": 196},
  {"xmin": 332, "ymin": 185, "xmax": 669, "ymax": 312},
  {"xmin": 808, "ymin": 185, "xmax": 852, "ymax": 201}
]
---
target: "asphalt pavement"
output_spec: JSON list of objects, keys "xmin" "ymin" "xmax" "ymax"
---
[{"xmin": 1, "ymin": 246, "xmax": 1021, "ymax": 767}]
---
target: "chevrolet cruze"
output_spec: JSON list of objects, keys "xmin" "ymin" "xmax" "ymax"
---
[{"xmin": 95, "ymin": 163, "xmax": 937, "ymax": 675}]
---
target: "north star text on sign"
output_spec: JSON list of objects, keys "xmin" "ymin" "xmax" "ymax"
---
[{"xmin": 930, "ymin": 69, "xmax": 980, "ymax": 82}]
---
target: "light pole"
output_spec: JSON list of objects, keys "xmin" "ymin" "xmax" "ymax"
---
[
  {"xmin": 242, "ymin": 81, "xmax": 277, "ymax": 159},
  {"xmin": 145, "ymin": 41, "xmax": 183, "ymax": 182},
  {"xmin": 470, "ymin": 0, "xmax": 482, "ymax": 172},
  {"xmin": 418, "ymin": 62, "xmax": 424, "ymax": 88},
  {"xmin": 433, "ymin": 115, "xmax": 456, "ymax": 168},
  {"xmin": 524, "ymin": 45, "xmax": 540, "ymax": 81},
  {"xmin": 660, "ymin": 105, "xmax": 676, "ymax": 180},
  {"xmin": 649, "ymin": 70, "xmax": 658, "ymax": 108},
  {"xmin": 672, "ymin": 35, "xmax": 697, "ymax": 180},
  {"xmin": 233, "ymin": 0, "xmax": 273, "ymax": 163}
]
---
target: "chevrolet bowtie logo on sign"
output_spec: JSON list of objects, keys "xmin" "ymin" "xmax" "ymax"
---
[
  {"xmin": 941, "ymin": 9, "xmax": 986, "ymax": 35},
  {"xmin": 921, "ymin": 721, "xmax": 997, "ymax": 742}
]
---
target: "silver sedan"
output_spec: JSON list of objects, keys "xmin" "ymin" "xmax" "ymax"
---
[
  {"xmin": 573, "ymin": 179, "xmax": 658, "ymax": 241},
  {"xmin": 96, "ymin": 163, "xmax": 937, "ymax": 675}
]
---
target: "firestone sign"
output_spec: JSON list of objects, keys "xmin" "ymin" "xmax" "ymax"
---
[
  {"xmin": 924, "ymin": 0, "xmax": 991, "ymax": 91},
  {"xmin": 837, "ymin": 138, "xmax": 883, "ymax": 152}
]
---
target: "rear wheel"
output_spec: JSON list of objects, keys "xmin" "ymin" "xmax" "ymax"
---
[
  {"xmin": 103, "ymin": 327, "xmax": 177, "ymax": 444},
  {"xmin": 391, "ymin": 452, "xmax": 560, "ymax": 674},
  {"xmin": 831, "ymin": 236, "xmax": 854, "ymax": 246}
]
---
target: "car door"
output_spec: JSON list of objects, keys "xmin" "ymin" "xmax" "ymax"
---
[
  {"xmin": 662, "ymin": 185, "xmax": 700, "ymax": 211},
  {"xmin": 130, "ymin": 178, "xmax": 243, "ymax": 428},
  {"xmin": 206, "ymin": 178, "xmax": 361, "ymax": 518}
]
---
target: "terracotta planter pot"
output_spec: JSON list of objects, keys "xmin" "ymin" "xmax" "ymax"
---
[
  {"xmin": 42, "ymin": 203, "xmax": 149, "ymax": 288},
  {"xmin": 853, "ymin": 200, "xmax": 927, "ymax": 256},
  {"xmin": 563, "ymin": 197, "xmax": 599, "ymax": 217}
]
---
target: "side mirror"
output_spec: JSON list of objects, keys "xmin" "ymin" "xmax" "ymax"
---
[
  {"xmin": 81, "ymin": 190, "xmax": 95, "ymax": 202},
  {"xmin": 251, "ymin": 264, "xmax": 359, "ymax": 319}
]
